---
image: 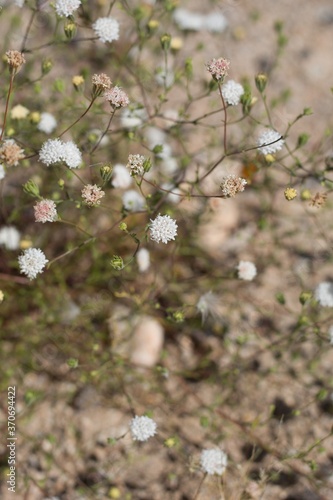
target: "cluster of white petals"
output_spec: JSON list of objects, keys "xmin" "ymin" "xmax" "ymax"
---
[
  {"xmin": 18, "ymin": 248, "xmax": 48, "ymax": 280},
  {"xmin": 130, "ymin": 416, "xmax": 157, "ymax": 442},
  {"xmin": 39, "ymin": 139, "xmax": 82, "ymax": 169},
  {"xmin": 92, "ymin": 17, "xmax": 119, "ymax": 43},
  {"xmin": 55, "ymin": 0, "xmax": 81, "ymax": 18},
  {"xmin": 200, "ymin": 449, "xmax": 228, "ymax": 475}
]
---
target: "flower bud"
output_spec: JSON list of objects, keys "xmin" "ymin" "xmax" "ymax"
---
[
  {"xmin": 100, "ymin": 164, "xmax": 113, "ymax": 182},
  {"xmin": 41, "ymin": 59, "xmax": 53, "ymax": 75},
  {"xmin": 64, "ymin": 21, "xmax": 77, "ymax": 40},
  {"xmin": 299, "ymin": 291, "xmax": 312, "ymax": 305},
  {"xmin": 72, "ymin": 75, "xmax": 84, "ymax": 91},
  {"xmin": 301, "ymin": 189, "xmax": 311, "ymax": 200},
  {"xmin": 110, "ymin": 255, "xmax": 124, "ymax": 270},
  {"xmin": 119, "ymin": 222, "xmax": 127, "ymax": 232},
  {"xmin": 160, "ymin": 33, "xmax": 172, "ymax": 51},
  {"xmin": 23, "ymin": 179, "xmax": 40, "ymax": 198},
  {"xmin": 255, "ymin": 73, "xmax": 268, "ymax": 93},
  {"xmin": 284, "ymin": 187, "xmax": 297, "ymax": 201}
]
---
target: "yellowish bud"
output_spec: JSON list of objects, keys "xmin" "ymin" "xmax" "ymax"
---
[
  {"xmin": 170, "ymin": 36, "xmax": 183, "ymax": 51},
  {"xmin": 255, "ymin": 73, "xmax": 268, "ymax": 93},
  {"xmin": 0, "ymin": 290, "xmax": 4, "ymax": 303},
  {"xmin": 72, "ymin": 75, "xmax": 84, "ymax": 90},
  {"xmin": 264, "ymin": 154, "xmax": 275, "ymax": 164},
  {"xmin": 284, "ymin": 187, "xmax": 297, "ymax": 201},
  {"xmin": 109, "ymin": 487, "xmax": 121, "ymax": 499},
  {"xmin": 301, "ymin": 189, "xmax": 312, "ymax": 201},
  {"xmin": 30, "ymin": 112, "xmax": 41, "ymax": 124},
  {"xmin": 20, "ymin": 239, "xmax": 33, "ymax": 249}
]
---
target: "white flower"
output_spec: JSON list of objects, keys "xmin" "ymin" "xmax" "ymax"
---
[
  {"xmin": 161, "ymin": 156, "xmax": 178, "ymax": 174},
  {"xmin": 126, "ymin": 154, "xmax": 146, "ymax": 177},
  {"xmin": 13, "ymin": 0, "xmax": 25, "ymax": 6},
  {"xmin": 112, "ymin": 164, "xmax": 132, "ymax": 189},
  {"xmin": 0, "ymin": 226, "xmax": 21, "ymax": 250},
  {"xmin": 18, "ymin": 248, "xmax": 48, "ymax": 280},
  {"xmin": 173, "ymin": 8, "xmax": 205, "ymax": 31},
  {"xmin": 150, "ymin": 214, "xmax": 178, "ymax": 244},
  {"xmin": 136, "ymin": 248, "xmax": 150, "ymax": 273},
  {"xmin": 120, "ymin": 107, "xmax": 146, "ymax": 129},
  {"xmin": 37, "ymin": 112, "xmax": 57, "ymax": 134},
  {"xmin": 204, "ymin": 12, "xmax": 228, "ymax": 33},
  {"xmin": 104, "ymin": 86, "xmax": 129, "ymax": 108},
  {"xmin": 221, "ymin": 80, "xmax": 244, "ymax": 106},
  {"xmin": 197, "ymin": 291, "xmax": 222, "ymax": 324},
  {"xmin": 122, "ymin": 190, "xmax": 145, "ymax": 212},
  {"xmin": 92, "ymin": 17, "xmax": 120, "ymax": 43},
  {"xmin": 237, "ymin": 261, "xmax": 257, "ymax": 281},
  {"xmin": 162, "ymin": 183, "xmax": 181, "ymax": 204},
  {"xmin": 315, "ymin": 282, "xmax": 333, "ymax": 307},
  {"xmin": 61, "ymin": 141, "xmax": 82, "ymax": 169},
  {"xmin": 200, "ymin": 449, "xmax": 228, "ymax": 475},
  {"xmin": 130, "ymin": 415, "xmax": 157, "ymax": 442},
  {"xmin": 55, "ymin": 0, "xmax": 81, "ymax": 17},
  {"xmin": 0, "ymin": 164, "xmax": 5, "ymax": 180},
  {"xmin": 39, "ymin": 139, "xmax": 63, "ymax": 166},
  {"xmin": 89, "ymin": 128, "xmax": 109, "ymax": 147},
  {"xmin": 145, "ymin": 127, "xmax": 172, "ymax": 159},
  {"xmin": 257, "ymin": 129, "xmax": 284, "ymax": 155}
]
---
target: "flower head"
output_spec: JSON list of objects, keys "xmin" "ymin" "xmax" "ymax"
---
[
  {"xmin": 104, "ymin": 86, "xmax": 129, "ymax": 109},
  {"xmin": 122, "ymin": 190, "xmax": 145, "ymax": 212},
  {"xmin": 130, "ymin": 415, "xmax": 157, "ymax": 442},
  {"xmin": 200, "ymin": 449, "xmax": 228, "ymax": 475},
  {"xmin": 37, "ymin": 112, "xmax": 57, "ymax": 134},
  {"xmin": 34, "ymin": 199, "xmax": 58, "ymax": 223},
  {"xmin": 136, "ymin": 248, "xmax": 150, "ymax": 273},
  {"xmin": 237, "ymin": 261, "xmax": 257, "ymax": 281},
  {"xmin": 0, "ymin": 164, "xmax": 5, "ymax": 180},
  {"xmin": 221, "ymin": 80, "xmax": 244, "ymax": 106},
  {"xmin": 150, "ymin": 214, "xmax": 178, "ymax": 244},
  {"xmin": 220, "ymin": 175, "xmax": 247, "ymax": 198},
  {"xmin": 6, "ymin": 50, "xmax": 25, "ymax": 73},
  {"xmin": 0, "ymin": 139, "xmax": 25, "ymax": 166},
  {"xmin": 257, "ymin": 129, "xmax": 284, "ymax": 155},
  {"xmin": 18, "ymin": 248, "xmax": 48, "ymax": 280},
  {"xmin": 11, "ymin": 105, "xmax": 29, "ymax": 120},
  {"xmin": 92, "ymin": 17, "xmax": 120, "ymax": 43},
  {"xmin": 284, "ymin": 187, "xmax": 297, "ymax": 201},
  {"xmin": 315, "ymin": 282, "xmax": 333, "ymax": 307},
  {"xmin": 92, "ymin": 73, "xmax": 112, "ymax": 95},
  {"xmin": 55, "ymin": 0, "xmax": 81, "ymax": 17},
  {"xmin": 39, "ymin": 139, "xmax": 82, "ymax": 169},
  {"xmin": 81, "ymin": 184, "xmax": 105, "ymax": 206},
  {"xmin": 197, "ymin": 291, "xmax": 222, "ymax": 324},
  {"xmin": 126, "ymin": 154, "xmax": 146, "ymax": 177},
  {"xmin": 206, "ymin": 57, "xmax": 230, "ymax": 81},
  {"xmin": 112, "ymin": 164, "xmax": 132, "ymax": 189},
  {"xmin": 61, "ymin": 141, "xmax": 82, "ymax": 169},
  {"xmin": 0, "ymin": 226, "xmax": 21, "ymax": 250}
]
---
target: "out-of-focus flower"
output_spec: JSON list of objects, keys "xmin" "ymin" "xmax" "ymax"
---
[
  {"xmin": 204, "ymin": 12, "xmax": 228, "ymax": 32},
  {"xmin": 104, "ymin": 87, "xmax": 129, "ymax": 109},
  {"xmin": 37, "ymin": 112, "xmax": 57, "ymax": 134},
  {"xmin": 81, "ymin": 184, "xmax": 105, "ymax": 206},
  {"xmin": 237, "ymin": 261, "xmax": 257, "ymax": 281},
  {"xmin": 149, "ymin": 214, "xmax": 178, "ymax": 244},
  {"xmin": 130, "ymin": 416, "xmax": 157, "ymax": 442},
  {"xmin": 34, "ymin": 199, "xmax": 58, "ymax": 223},
  {"xmin": 112, "ymin": 164, "xmax": 132, "ymax": 189},
  {"xmin": 0, "ymin": 139, "xmax": 25, "ymax": 166},
  {"xmin": 197, "ymin": 291, "xmax": 222, "ymax": 323},
  {"xmin": 0, "ymin": 165, "xmax": 5, "ymax": 180},
  {"xmin": 221, "ymin": 80, "xmax": 244, "ymax": 106},
  {"xmin": 173, "ymin": 8, "xmax": 205, "ymax": 31},
  {"xmin": 92, "ymin": 17, "xmax": 120, "ymax": 43},
  {"xmin": 315, "ymin": 282, "xmax": 333, "ymax": 307},
  {"xmin": 206, "ymin": 57, "xmax": 230, "ymax": 82},
  {"xmin": 120, "ymin": 107, "xmax": 146, "ymax": 129},
  {"xmin": 136, "ymin": 248, "xmax": 150, "ymax": 272},
  {"xmin": 200, "ymin": 449, "xmax": 228, "ymax": 475},
  {"xmin": 0, "ymin": 226, "xmax": 21, "ymax": 250},
  {"xmin": 220, "ymin": 175, "xmax": 247, "ymax": 198},
  {"xmin": 122, "ymin": 190, "xmax": 145, "ymax": 212},
  {"xmin": 18, "ymin": 248, "xmax": 48, "ymax": 280},
  {"xmin": 257, "ymin": 129, "xmax": 284, "ymax": 155},
  {"xmin": 10, "ymin": 104, "xmax": 29, "ymax": 119},
  {"xmin": 92, "ymin": 73, "xmax": 112, "ymax": 94},
  {"xmin": 6, "ymin": 50, "xmax": 25, "ymax": 73},
  {"xmin": 309, "ymin": 192, "xmax": 327, "ymax": 208},
  {"xmin": 55, "ymin": 0, "xmax": 81, "ymax": 17}
]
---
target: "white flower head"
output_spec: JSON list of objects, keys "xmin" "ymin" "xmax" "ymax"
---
[
  {"xmin": 200, "ymin": 449, "xmax": 228, "ymax": 475},
  {"xmin": 112, "ymin": 164, "xmax": 132, "ymax": 189},
  {"xmin": 237, "ymin": 261, "xmax": 257, "ymax": 281},
  {"xmin": 18, "ymin": 248, "xmax": 48, "ymax": 280},
  {"xmin": 136, "ymin": 248, "xmax": 150, "ymax": 273},
  {"xmin": 37, "ymin": 112, "xmax": 57, "ymax": 134},
  {"xmin": 13, "ymin": 0, "xmax": 25, "ymax": 6},
  {"xmin": 149, "ymin": 214, "xmax": 178, "ymax": 244},
  {"xmin": 204, "ymin": 12, "xmax": 228, "ymax": 33},
  {"xmin": 0, "ymin": 226, "xmax": 21, "ymax": 250},
  {"xmin": 55, "ymin": 0, "xmax": 81, "ymax": 17},
  {"xmin": 0, "ymin": 164, "xmax": 5, "ymax": 180},
  {"xmin": 126, "ymin": 154, "xmax": 146, "ymax": 177},
  {"xmin": 61, "ymin": 140, "xmax": 82, "ymax": 169},
  {"xmin": 173, "ymin": 8, "xmax": 205, "ymax": 31},
  {"xmin": 122, "ymin": 190, "xmax": 145, "ymax": 212},
  {"xmin": 92, "ymin": 17, "xmax": 120, "ymax": 43},
  {"xmin": 130, "ymin": 415, "xmax": 157, "ymax": 442},
  {"xmin": 222, "ymin": 80, "xmax": 244, "ymax": 106},
  {"xmin": 39, "ymin": 138, "xmax": 63, "ymax": 166},
  {"xmin": 315, "ymin": 282, "xmax": 333, "ymax": 307},
  {"xmin": 120, "ymin": 107, "xmax": 146, "ymax": 130},
  {"xmin": 257, "ymin": 129, "xmax": 284, "ymax": 155},
  {"xmin": 197, "ymin": 291, "xmax": 222, "ymax": 324}
]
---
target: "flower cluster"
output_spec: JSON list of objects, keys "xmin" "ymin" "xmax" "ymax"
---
[
  {"xmin": 257, "ymin": 129, "xmax": 284, "ymax": 155},
  {"xmin": 126, "ymin": 154, "xmax": 146, "ymax": 176},
  {"xmin": 92, "ymin": 73, "xmax": 112, "ymax": 95},
  {"xmin": 315, "ymin": 282, "xmax": 333, "ymax": 307},
  {"xmin": 200, "ymin": 449, "xmax": 228, "ymax": 475},
  {"xmin": 122, "ymin": 190, "xmax": 145, "ymax": 212},
  {"xmin": 130, "ymin": 415, "xmax": 157, "ymax": 442},
  {"xmin": 149, "ymin": 214, "xmax": 178, "ymax": 244},
  {"xmin": 39, "ymin": 139, "xmax": 82, "ymax": 169},
  {"xmin": 104, "ymin": 87, "xmax": 129, "ymax": 108},
  {"xmin": 221, "ymin": 80, "xmax": 244, "ymax": 106},
  {"xmin": 81, "ymin": 184, "xmax": 105, "ymax": 206},
  {"xmin": 0, "ymin": 226, "xmax": 21, "ymax": 250},
  {"xmin": 55, "ymin": 0, "xmax": 81, "ymax": 17},
  {"xmin": 220, "ymin": 175, "xmax": 247, "ymax": 198},
  {"xmin": 206, "ymin": 57, "xmax": 230, "ymax": 81},
  {"xmin": 34, "ymin": 199, "xmax": 58, "ymax": 223},
  {"xmin": 237, "ymin": 261, "xmax": 257, "ymax": 281},
  {"xmin": 6, "ymin": 50, "xmax": 25, "ymax": 72},
  {"xmin": 136, "ymin": 248, "xmax": 150, "ymax": 273},
  {"xmin": 18, "ymin": 248, "xmax": 48, "ymax": 280},
  {"xmin": 112, "ymin": 164, "xmax": 132, "ymax": 189},
  {"xmin": 92, "ymin": 17, "xmax": 120, "ymax": 43},
  {"xmin": 0, "ymin": 139, "xmax": 25, "ymax": 166},
  {"xmin": 37, "ymin": 112, "xmax": 57, "ymax": 134},
  {"xmin": 284, "ymin": 187, "xmax": 297, "ymax": 201}
]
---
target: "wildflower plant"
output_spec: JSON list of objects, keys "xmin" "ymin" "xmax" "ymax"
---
[{"xmin": 1, "ymin": 2, "xmax": 333, "ymax": 499}]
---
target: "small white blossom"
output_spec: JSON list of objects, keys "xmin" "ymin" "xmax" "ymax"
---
[
  {"xmin": 13, "ymin": 0, "xmax": 25, "ymax": 6},
  {"xmin": 204, "ymin": 12, "xmax": 228, "ymax": 33},
  {"xmin": 92, "ymin": 17, "xmax": 120, "ymax": 43},
  {"xmin": 126, "ymin": 154, "xmax": 145, "ymax": 177},
  {"xmin": 120, "ymin": 107, "xmax": 146, "ymax": 129},
  {"xmin": 136, "ymin": 248, "xmax": 150, "ymax": 273},
  {"xmin": 222, "ymin": 80, "xmax": 244, "ymax": 106},
  {"xmin": 122, "ymin": 190, "xmax": 145, "ymax": 212},
  {"xmin": 55, "ymin": 0, "xmax": 81, "ymax": 17},
  {"xmin": 112, "ymin": 164, "xmax": 132, "ymax": 189},
  {"xmin": 104, "ymin": 86, "xmax": 129, "ymax": 108},
  {"xmin": 150, "ymin": 214, "xmax": 178, "ymax": 244},
  {"xmin": 173, "ymin": 8, "xmax": 205, "ymax": 31},
  {"xmin": 37, "ymin": 112, "xmax": 57, "ymax": 134},
  {"xmin": 130, "ymin": 415, "xmax": 157, "ymax": 442},
  {"xmin": 200, "ymin": 449, "xmax": 228, "ymax": 475},
  {"xmin": 315, "ymin": 282, "xmax": 333, "ymax": 307},
  {"xmin": 237, "ymin": 261, "xmax": 257, "ymax": 281},
  {"xmin": 257, "ymin": 129, "xmax": 284, "ymax": 155},
  {"xmin": 18, "ymin": 248, "xmax": 48, "ymax": 280},
  {"xmin": 0, "ymin": 164, "xmax": 5, "ymax": 180},
  {"xmin": 155, "ymin": 66, "xmax": 175, "ymax": 88},
  {"xmin": 61, "ymin": 141, "xmax": 82, "ymax": 169},
  {"xmin": 0, "ymin": 226, "xmax": 21, "ymax": 250},
  {"xmin": 39, "ymin": 139, "xmax": 63, "ymax": 166}
]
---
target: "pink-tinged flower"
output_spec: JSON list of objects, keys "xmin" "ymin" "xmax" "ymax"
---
[
  {"xmin": 34, "ymin": 199, "xmax": 58, "ymax": 223},
  {"xmin": 104, "ymin": 86, "xmax": 129, "ymax": 108},
  {"xmin": 220, "ymin": 175, "xmax": 247, "ymax": 198},
  {"xmin": 237, "ymin": 261, "xmax": 257, "ymax": 281},
  {"xmin": 206, "ymin": 57, "xmax": 230, "ymax": 81},
  {"xmin": 81, "ymin": 184, "xmax": 105, "ymax": 206},
  {"xmin": 0, "ymin": 139, "xmax": 25, "ymax": 166}
]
